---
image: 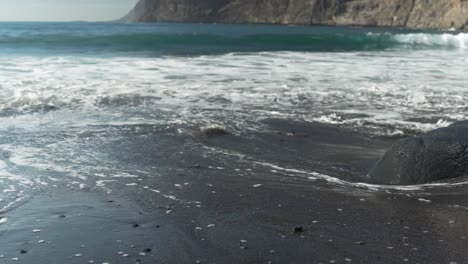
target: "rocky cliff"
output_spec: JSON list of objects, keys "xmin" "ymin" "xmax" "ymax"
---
[{"xmin": 122, "ymin": 0, "xmax": 468, "ymax": 30}]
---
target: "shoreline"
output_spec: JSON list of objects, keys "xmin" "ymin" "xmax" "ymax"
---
[{"xmin": 0, "ymin": 121, "xmax": 467, "ymax": 263}]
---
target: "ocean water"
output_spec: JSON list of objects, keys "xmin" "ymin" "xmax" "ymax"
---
[{"xmin": 0, "ymin": 22, "xmax": 467, "ymax": 212}]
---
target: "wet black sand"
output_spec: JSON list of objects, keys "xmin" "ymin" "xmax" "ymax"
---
[{"xmin": 1, "ymin": 120, "xmax": 467, "ymax": 264}]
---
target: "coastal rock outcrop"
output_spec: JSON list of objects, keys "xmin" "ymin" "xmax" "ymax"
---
[
  {"xmin": 122, "ymin": 0, "xmax": 468, "ymax": 30},
  {"xmin": 369, "ymin": 121, "xmax": 468, "ymax": 185}
]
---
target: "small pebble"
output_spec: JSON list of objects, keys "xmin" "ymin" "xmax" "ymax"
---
[{"xmin": 294, "ymin": 227, "xmax": 304, "ymax": 233}]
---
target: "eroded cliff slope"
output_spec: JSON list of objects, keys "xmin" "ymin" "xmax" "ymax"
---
[{"xmin": 122, "ymin": 0, "xmax": 468, "ymax": 30}]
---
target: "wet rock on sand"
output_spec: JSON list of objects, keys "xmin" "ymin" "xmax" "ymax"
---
[
  {"xmin": 369, "ymin": 121, "xmax": 468, "ymax": 185},
  {"xmin": 193, "ymin": 125, "xmax": 229, "ymax": 138}
]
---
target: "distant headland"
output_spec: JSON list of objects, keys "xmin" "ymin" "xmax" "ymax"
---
[{"xmin": 121, "ymin": 0, "xmax": 468, "ymax": 31}]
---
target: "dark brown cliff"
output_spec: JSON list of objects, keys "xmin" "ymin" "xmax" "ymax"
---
[{"xmin": 122, "ymin": 0, "xmax": 468, "ymax": 30}]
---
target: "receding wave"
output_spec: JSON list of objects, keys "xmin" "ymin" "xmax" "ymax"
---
[{"xmin": 1, "ymin": 30, "xmax": 467, "ymax": 55}]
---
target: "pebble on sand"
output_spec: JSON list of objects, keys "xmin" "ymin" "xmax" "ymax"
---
[{"xmin": 294, "ymin": 227, "xmax": 304, "ymax": 233}]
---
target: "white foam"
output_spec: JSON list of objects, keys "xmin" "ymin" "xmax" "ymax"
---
[
  {"xmin": 255, "ymin": 160, "xmax": 468, "ymax": 192},
  {"xmin": 394, "ymin": 33, "xmax": 468, "ymax": 49},
  {"xmin": 0, "ymin": 51, "xmax": 465, "ymax": 136},
  {"xmin": 0, "ymin": 47, "xmax": 466, "ymax": 199}
]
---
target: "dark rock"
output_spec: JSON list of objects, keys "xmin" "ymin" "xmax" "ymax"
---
[
  {"xmin": 132, "ymin": 223, "xmax": 140, "ymax": 228},
  {"xmin": 20, "ymin": 250, "xmax": 27, "ymax": 254},
  {"xmin": 196, "ymin": 126, "xmax": 228, "ymax": 137},
  {"xmin": 294, "ymin": 226, "xmax": 304, "ymax": 233},
  {"xmin": 122, "ymin": 0, "xmax": 468, "ymax": 31},
  {"xmin": 143, "ymin": 248, "xmax": 152, "ymax": 253},
  {"xmin": 369, "ymin": 121, "xmax": 468, "ymax": 185}
]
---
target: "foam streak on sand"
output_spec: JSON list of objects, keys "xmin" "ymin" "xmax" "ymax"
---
[{"xmin": 255, "ymin": 160, "xmax": 468, "ymax": 192}]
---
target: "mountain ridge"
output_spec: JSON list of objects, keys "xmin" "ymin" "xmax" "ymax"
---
[{"xmin": 121, "ymin": 0, "xmax": 468, "ymax": 30}]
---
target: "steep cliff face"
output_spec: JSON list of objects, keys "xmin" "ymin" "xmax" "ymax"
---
[{"xmin": 122, "ymin": 0, "xmax": 468, "ymax": 30}]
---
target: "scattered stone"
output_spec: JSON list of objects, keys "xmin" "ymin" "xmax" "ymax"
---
[
  {"xmin": 20, "ymin": 250, "xmax": 27, "ymax": 254},
  {"xmin": 32, "ymin": 229, "xmax": 41, "ymax": 233},
  {"xmin": 207, "ymin": 224, "xmax": 215, "ymax": 228},
  {"xmin": 143, "ymin": 248, "xmax": 152, "ymax": 253},
  {"xmin": 132, "ymin": 223, "xmax": 140, "ymax": 228},
  {"xmin": 253, "ymin": 184, "xmax": 263, "ymax": 188}
]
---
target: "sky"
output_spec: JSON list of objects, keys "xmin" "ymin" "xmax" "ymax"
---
[{"xmin": 0, "ymin": 0, "xmax": 139, "ymax": 21}]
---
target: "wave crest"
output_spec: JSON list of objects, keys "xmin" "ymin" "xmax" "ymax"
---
[{"xmin": 393, "ymin": 32, "xmax": 468, "ymax": 49}]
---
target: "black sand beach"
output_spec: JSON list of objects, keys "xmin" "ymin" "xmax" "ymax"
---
[{"xmin": 1, "ymin": 120, "xmax": 467, "ymax": 264}]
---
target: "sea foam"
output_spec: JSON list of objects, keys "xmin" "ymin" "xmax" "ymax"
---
[{"xmin": 393, "ymin": 33, "xmax": 468, "ymax": 49}]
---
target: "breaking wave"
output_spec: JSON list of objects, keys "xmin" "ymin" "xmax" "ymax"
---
[{"xmin": 0, "ymin": 22, "xmax": 468, "ymax": 56}]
